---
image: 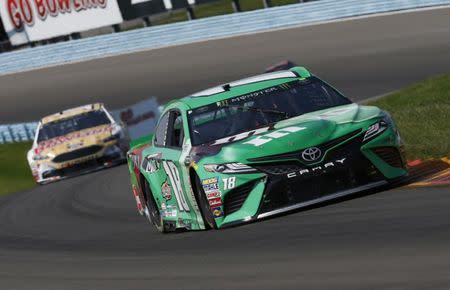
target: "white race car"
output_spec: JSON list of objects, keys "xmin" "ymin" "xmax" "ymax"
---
[{"xmin": 27, "ymin": 103, "xmax": 129, "ymax": 184}]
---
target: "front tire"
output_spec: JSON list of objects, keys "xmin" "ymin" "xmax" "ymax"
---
[
  {"xmin": 143, "ymin": 180, "xmax": 166, "ymax": 233},
  {"xmin": 194, "ymin": 175, "xmax": 217, "ymax": 230}
]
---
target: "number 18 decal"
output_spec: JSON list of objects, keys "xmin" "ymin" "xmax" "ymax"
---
[
  {"xmin": 223, "ymin": 177, "xmax": 236, "ymax": 190},
  {"xmin": 162, "ymin": 161, "xmax": 190, "ymax": 212}
]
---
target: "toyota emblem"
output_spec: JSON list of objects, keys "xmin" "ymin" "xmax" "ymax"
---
[{"xmin": 302, "ymin": 147, "xmax": 322, "ymax": 162}]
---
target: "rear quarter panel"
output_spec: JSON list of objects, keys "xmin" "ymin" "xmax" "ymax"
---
[{"xmin": 127, "ymin": 137, "xmax": 153, "ymax": 215}]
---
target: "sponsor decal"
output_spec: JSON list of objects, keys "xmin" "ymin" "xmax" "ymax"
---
[
  {"xmin": 227, "ymin": 87, "xmax": 278, "ymax": 104},
  {"xmin": 287, "ymin": 158, "xmax": 347, "ymax": 179},
  {"xmin": 203, "ymin": 183, "xmax": 219, "ymax": 193},
  {"xmin": 212, "ymin": 127, "xmax": 270, "ymax": 145},
  {"xmin": 243, "ymin": 126, "xmax": 306, "ymax": 146},
  {"xmin": 161, "ymin": 180, "xmax": 171, "ymax": 200},
  {"xmin": 67, "ymin": 141, "xmax": 83, "ymax": 151},
  {"xmin": 202, "ymin": 177, "xmax": 219, "ymax": 193},
  {"xmin": 143, "ymin": 153, "xmax": 161, "ymax": 173},
  {"xmin": 202, "ymin": 177, "xmax": 218, "ymax": 185},
  {"xmin": 216, "ymin": 100, "xmax": 229, "ymax": 107},
  {"xmin": 208, "ymin": 197, "xmax": 222, "ymax": 208},
  {"xmin": 37, "ymin": 125, "xmax": 112, "ymax": 150},
  {"xmin": 301, "ymin": 147, "xmax": 322, "ymax": 162},
  {"xmin": 161, "ymin": 204, "xmax": 177, "ymax": 217},
  {"xmin": 161, "ymin": 209, "xmax": 177, "ymax": 218},
  {"xmin": 206, "ymin": 191, "xmax": 221, "ymax": 199},
  {"xmin": 212, "ymin": 207, "xmax": 223, "ymax": 218}
]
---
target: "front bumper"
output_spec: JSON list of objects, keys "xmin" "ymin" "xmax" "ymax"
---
[
  {"xmin": 216, "ymin": 130, "xmax": 407, "ymax": 228},
  {"xmin": 220, "ymin": 180, "xmax": 388, "ymax": 228},
  {"xmin": 35, "ymin": 144, "xmax": 126, "ymax": 184}
]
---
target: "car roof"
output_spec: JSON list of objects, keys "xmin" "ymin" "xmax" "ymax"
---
[
  {"xmin": 41, "ymin": 103, "xmax": 104, "ymax": 124},
  {"xmin": 167, "ymin": 67, "xmax": 311, "ymax": 111}
]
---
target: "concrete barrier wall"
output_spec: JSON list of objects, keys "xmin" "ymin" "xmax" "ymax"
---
[{"xmin": 0, "ymin": 0, "xmax": 449, "ymax": 76}]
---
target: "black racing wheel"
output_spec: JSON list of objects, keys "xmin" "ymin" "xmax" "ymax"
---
[{"xmin": 194, "ymin": 175, "xmax": 217, "ymax": 230}]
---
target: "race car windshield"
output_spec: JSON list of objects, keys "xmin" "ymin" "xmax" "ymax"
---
[
  {"xmin": 188, "ymin": 77, "xmax": 352, "ymax": 145},
  {"xmin": 37, "ymin": 110, "xmax": 111, "ymax": 143}
]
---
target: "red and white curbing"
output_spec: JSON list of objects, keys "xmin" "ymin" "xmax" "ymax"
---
[{"xmin": 407, "ymin": 157, "xmax": 450, "ymax": 187}]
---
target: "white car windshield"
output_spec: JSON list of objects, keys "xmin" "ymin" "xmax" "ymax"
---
[{"xmin": 37, "ymin": 110, "xmax": 111, "ymax": 143}]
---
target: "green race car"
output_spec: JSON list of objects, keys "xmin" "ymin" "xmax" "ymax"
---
[{"xmin": 127, "ymin": 67, "xmax": 407, "ymax": 232}]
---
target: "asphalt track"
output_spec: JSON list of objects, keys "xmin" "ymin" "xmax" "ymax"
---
[
  {"xmin": 1, "ymin": 7, "xmax": 450, "ymax": 122},
  {"xmin": 1, "ymin": 7, "xmax": 450, "ymax": 290}
]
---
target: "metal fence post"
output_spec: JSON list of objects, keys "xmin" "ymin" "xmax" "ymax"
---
[
  {"xmin": 112, "ymin": 24, "xmax": 121, "ymax": 33},
  {"xmin": 232, "ymin": 0, "xmax": 242, "ymax": 12},
  {"xmin": 186, "ymin": 6, "xmax": 196, "ymax": 20},
  {"xmin": 143, "ymin": 17, "xmax": 152, "ymax": 27},
  {"xmin": 263, "ymin": 0, "xmax": 273, "ymax": 8}
]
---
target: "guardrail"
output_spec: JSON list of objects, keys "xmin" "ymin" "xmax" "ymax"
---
[
  {"xmin": 0, "ymin": 0, "xmax": 449, "ymax": 76},
  {"xmin": 0, "ymin": 123, "xmax": 38, "ymax": 144}
]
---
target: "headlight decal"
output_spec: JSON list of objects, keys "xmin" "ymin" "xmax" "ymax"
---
[
  {"xmin": 204, "ymin": 163, "xmax": 257, "ymax": 173},
  {"xmin": 363, "ymin": 120, "xmax": 388, "ymax": 142},
  {"xmin": 33, "ymin": 154, "xmax": 50, "ymax": 161}
]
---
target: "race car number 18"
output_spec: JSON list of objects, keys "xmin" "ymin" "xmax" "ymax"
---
[
  {"xmin": 223, "ymin": 177, "xmax": 236, "ymax": 190},
  {"xmin": 163, "ymin": 161, "xmax": 190, "ymax": 212}
]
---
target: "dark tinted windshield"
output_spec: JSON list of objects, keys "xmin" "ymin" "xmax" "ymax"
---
[
  {"xmin": 188, "ymin": 77, "xmax": 351, "ymax": 145},
  {"xmin": 37, "ymin": 110, "xmax": 111, "ymax": 143}
]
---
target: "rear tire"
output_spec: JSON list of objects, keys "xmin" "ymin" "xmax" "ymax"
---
[
  {"xmin": 193, "ymin": 175, "xmax": 217, "ymax": 230},
  {"xmin": 143, "ymin": 180, "xmax": 166, "ymax": 233}
]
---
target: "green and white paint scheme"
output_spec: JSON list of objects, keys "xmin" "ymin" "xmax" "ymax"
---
[{"xmin": 127, "ymin": 67, "xmax": 407, "ymax": 232}]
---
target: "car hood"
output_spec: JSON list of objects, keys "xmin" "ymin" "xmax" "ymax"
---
[
  {"xmin": 199, "ymin": 104, "xmax": 383, "ymax": 163},
  {"xmin": 35, "ymin": 124, "xmax": 113, "ymax": 156}
]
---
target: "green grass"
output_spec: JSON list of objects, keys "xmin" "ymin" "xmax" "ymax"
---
[
  {"xmin": 239, "ymin": 0, "xmax": 265, "ymax": 11},
  {"xmin": 151, "ymin": 11, "xmax": 189, "ymax": 26},
  {"xmin": 0, "ymin": 142, "xmax": 35, "ymax": 196},
  {"xmin": 271, "ymin": 0, "xmax": 302, "ymax": 6},
  {"xmin": 195, "ymin": 0, "xmax": 234, "ymax": 18},
  {"xmin": 366, "ymin": 74, "xmax": 450, "ymax": 160}
]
